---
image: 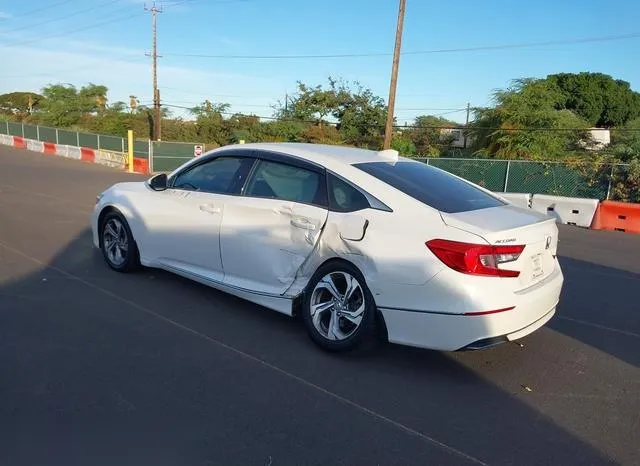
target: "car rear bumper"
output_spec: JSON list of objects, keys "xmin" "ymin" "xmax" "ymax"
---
[{"xmin": 378, "ymin": 265, "xmax": 563, "ymax": 351}]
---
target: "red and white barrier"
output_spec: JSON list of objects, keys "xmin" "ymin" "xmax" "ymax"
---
[{"xmin": 3, "ymin": 134, "xmax": 149, "ymax": 174}]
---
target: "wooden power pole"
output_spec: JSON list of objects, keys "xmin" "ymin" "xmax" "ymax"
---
[
  {"xmin": 145, "ymin": 2, "xmax": 163, "ymax": 141},
  {"xmin": 464, "ymin": 102, "xmax": 470, "ymax": 149},
  {"xmin": 383, "ymin": 0, "xmax": 406, "ymax": 150}
]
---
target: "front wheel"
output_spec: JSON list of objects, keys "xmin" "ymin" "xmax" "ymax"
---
[
  {"xmin": 100, "ymin": 211, "xmax": 140, "ymax": 273},
  {"xmin": 302, "ymin": 262, "xmax": 377, "ymax": 353}
]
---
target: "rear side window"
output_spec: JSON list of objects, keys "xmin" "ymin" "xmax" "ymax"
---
[
  {"xmin": 245, "ymin": 160, "xmax": 327, "ymax": 206},
  {"xmin": 328, "ymin": 174, "xmax": 370, "ymax": 212},
  {"xmin": 354, "ymin": 161, "xmax": 505, "ymax": 213}
]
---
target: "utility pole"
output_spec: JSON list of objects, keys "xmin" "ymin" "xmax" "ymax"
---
[
  {"xmin": 463, "ymin": 102, "xmax": 470, "ymax": 149},
  {"xmin": 383, "ymin": 0, "xmax": 406, "ymax": 150},
  {"xmin": 145, "ymin": 2, "xmax": 163, "ymax": 141}
]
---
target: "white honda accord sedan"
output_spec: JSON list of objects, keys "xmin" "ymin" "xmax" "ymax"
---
[{"xmin": 92, "ymin": 142, "xmax": 564, "ymax": 352}]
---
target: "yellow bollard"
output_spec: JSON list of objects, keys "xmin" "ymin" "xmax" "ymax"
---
[{"xmin": 127, "ymin": 130, "xmax": 134, "ymax": 173}]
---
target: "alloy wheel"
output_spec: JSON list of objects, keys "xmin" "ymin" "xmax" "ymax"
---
[
  {"xmin": 309, "ymin": 271, "xmax": 366, "ymax": 341},
  {"xmin": 102, "ymin": 217, "xmax": 129, "ymax": 267}
]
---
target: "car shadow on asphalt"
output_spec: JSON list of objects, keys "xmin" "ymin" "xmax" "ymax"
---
[
  {"xmin": 553, "ymin": 255, "xmax": 640, "ymax": 368},
  {"xmin": 0, "ymin": 228, "xmax": 627, "ymax": 466}
]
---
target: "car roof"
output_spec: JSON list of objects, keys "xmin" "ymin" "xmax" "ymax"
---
[{"xmin": 214, "ymin": 142, "xmax": 407, "ymax": 169}]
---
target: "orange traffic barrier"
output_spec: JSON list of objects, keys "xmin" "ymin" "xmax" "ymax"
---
[
  {"xmin": 132, "ymin": 157, "xmax": 150, "ymax": 174},
  {"xmin": 591, "ymin": 201, "xmax": 640, "ymax": 234},
  {"xmin": 12, "ymin": 136, "xmax": 26, "ymax": 149}
]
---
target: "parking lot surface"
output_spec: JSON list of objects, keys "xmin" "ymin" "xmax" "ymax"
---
[{"xmin": 1, "ymin": 145, "xmax": 638, "ymax": 466}]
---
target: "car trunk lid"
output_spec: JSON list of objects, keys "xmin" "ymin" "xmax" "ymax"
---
[{"xmin": 440, "ymin": 205, "xmax": 559, "ymax": 290}]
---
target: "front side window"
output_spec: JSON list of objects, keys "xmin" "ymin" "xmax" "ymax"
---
[
  {"xmin": 172, "ymin": 157, "xmax": 253, "ymax": 195},
  {"xmin": 244, "ymin": 160, "xmax": 327, "ymax": 206}
]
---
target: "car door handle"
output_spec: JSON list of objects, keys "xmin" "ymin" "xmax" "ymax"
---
[
  {"xmin": 291, "ymin": 217, "xmax": 316, "ymax": 230},
  {"xmin": 199, "ymin": 204, "xmax": 221, "ymax": 214}
]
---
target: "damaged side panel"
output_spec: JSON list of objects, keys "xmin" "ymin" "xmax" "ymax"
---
[
  {"xmin": 284, "ymin": 212, "xmax": 372, "ymax": 298},
  {"xmin": 285, "ymin": 208, "xmax": 451, "ymax": 310},
  {"xmin": 220, "ymin": 197, "xmax": 329, "ymax": 296}
]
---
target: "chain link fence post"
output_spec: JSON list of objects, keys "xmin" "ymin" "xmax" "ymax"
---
[
  {"xmin": 97, "ymin": 134, "xmax": 101, "ymax": 150},
  {"xmin": 55, "ymin": 128, "xmax": 59, "ymax": 144},
  {"xmin": 503, "ymin": 160, "xmax": 511, "ymax": 192},
  {"xmin": 76, "ymin": 131, "xmax": 80, "ymax": 147},
  {"xmin": 148, "ymin": 139, "xmax": 154, "ymax": 173},
  {"xmin": 606, "ymin": 164, "xmax": 615, "ymax": 200},
  {"xmin": 36, "ymin": 125, "xmax": 40, "ymax": 141},
  {"xmin": 21, "ymin": 122, "xmax": 24, "ymax": 138}
]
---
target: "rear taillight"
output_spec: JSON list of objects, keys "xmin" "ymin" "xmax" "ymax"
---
[{"xmin": 426, "ymin": 239, "xmax": 525, "ymax": 277}]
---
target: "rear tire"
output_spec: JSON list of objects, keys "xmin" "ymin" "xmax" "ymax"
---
[
  {"xmin": 99, "ymin": 211, "xmax": 140, "ymax": 273},
  {"xmin": 302, "ymin": 261, "xmax": 377, "ymax": 353}
]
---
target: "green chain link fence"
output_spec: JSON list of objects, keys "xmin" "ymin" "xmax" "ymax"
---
[
  {"xmin": 151, "ymin": 141, "xmax": 203, "ymax": 172},
  {"xmin": 1, "ymin": 120, "xmax": 638, "ymax": 201}
]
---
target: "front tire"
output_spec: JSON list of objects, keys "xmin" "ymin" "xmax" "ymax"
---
[
  {"xmin": 302, "ymin": 261, "xmax": 377, "ymax": 353},
  {"xmin": 100, "ymin": 211, "xmax": 139, "ymax": 273}
]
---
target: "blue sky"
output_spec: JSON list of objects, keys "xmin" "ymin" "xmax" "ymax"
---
[{"xmin": 0, "ymin": 0, "xmax": 639, "ymax": 124}]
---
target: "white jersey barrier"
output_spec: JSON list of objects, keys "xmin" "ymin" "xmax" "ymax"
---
[
  {"xmin": 531, "ymin": 194, "xmax": 599, "ymax": 227},
  {"xmin": 495, "ymin": 192, "xmax": 532, "ymax": 209},
  {"xmin": 26, "ymin": 139, "xmax": 43, "ymax": 153},
  {"xmin": 67, "ymin": 146, "xmax": 82, "ymax": 160},
  {"xmin": 56, "ymin": 144, "xmax": 70, "ymax": 158},
  {"xmin": 0, "ymin": 134, "xmax": 13, "ymax": 145}
]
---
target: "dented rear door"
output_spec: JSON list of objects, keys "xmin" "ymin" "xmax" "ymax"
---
[{"xmin": 220, "ymin": 157, "xmax": 329, "ymax": 296}]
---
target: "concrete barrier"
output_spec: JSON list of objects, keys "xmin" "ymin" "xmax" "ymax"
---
[
  {"xmin": 495, "ymin": 192, "xmax": 532, "ymax": 209},
  {"xmin": 531, "ymin": 194, "xmax": 599, "ymax": 228},
  {"xmin": 0, "ymin": 134, "xmax": 13, "ymax": 145}
]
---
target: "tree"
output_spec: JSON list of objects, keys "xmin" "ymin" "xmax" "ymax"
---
[
  {"xmin": 277, "ymin": 80, "xmax": 340, "ymax": 125},
  {"xmin": 189, "ymin": 100, "xmax": 231, "ymax": 145},
  {"xmin": 332, "ymin": 78, "xmax": 387, "ymax": 149},
  {"xmin": 281, "ymin": 77, "xmax": 388, "ymax": 149},
  {"xmin": 38, "ymin": 83, "xmax": 108, "ymax": 127},
  {"xmin": 469, "ymin": 78, "xmax": 591, "ymax": 159},
  {"xmin": 546, "ymin": 72, "xmax": 640, "ymax": 127},
  {"xmin": 0, "ymin": 92, "xmax": 43, "ymax": 119},
  {"xmin": 604, "ymin": 117, "xmax": 640, "ymax": 162},
  {"xmin": 405, "ymin": 115, "xmax": 458, "ymax": 156}
]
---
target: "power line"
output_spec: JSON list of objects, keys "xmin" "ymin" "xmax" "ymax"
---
[
  {"xmin": 0, "ymin": 11, "xmax": 145, "ymax": 49},
  {"xmin": 4, "ymin": 0, "xmax": 76, "ymax": 20},
  {"xmin": 0, "ymin": 0, "xmax": 124, "ymax": 35},
  {"xmin": 162, "ymin": 31, "xmax": 640, "ymax": 60},
  {"xmin": 158, "ymin": 103, "xmax": 640, "ymax": 132}
]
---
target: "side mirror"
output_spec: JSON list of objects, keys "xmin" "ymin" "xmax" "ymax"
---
[{"xmin": 148, "ymin": 173, "xmax": 168, "ymax": 191}]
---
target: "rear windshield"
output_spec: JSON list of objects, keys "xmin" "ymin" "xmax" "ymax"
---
[{"xmin": 354, "ymin": 161, "xmax": 506, "ymax": 213}]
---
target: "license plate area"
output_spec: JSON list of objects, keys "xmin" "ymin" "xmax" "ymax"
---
[{"xmin": 531, "ymin": 253, "xmax": 544, "ymax": 279}]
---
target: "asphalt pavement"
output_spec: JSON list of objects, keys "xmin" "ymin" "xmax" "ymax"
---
[{"xmin": 1, "ymin": 145, "xmax": 638, "ymax": 466}]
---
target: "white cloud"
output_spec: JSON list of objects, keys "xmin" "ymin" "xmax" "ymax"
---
[
  {"xmin": 0, "ymin": 11, "xmax": 13, "ymax": 20},
  {"xmin": 0, "ymin": 41, "xmax": 284, "ymax": 119}
]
